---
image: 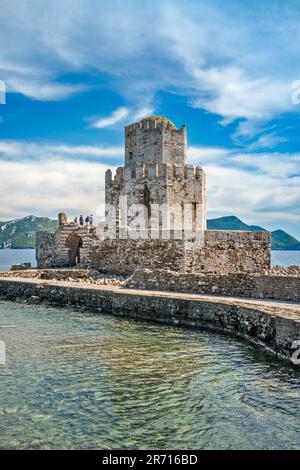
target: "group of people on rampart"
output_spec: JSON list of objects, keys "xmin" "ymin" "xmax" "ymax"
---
[{"xmin": 74, "ymin": 214, "xmax": 94, "ymax": 227}]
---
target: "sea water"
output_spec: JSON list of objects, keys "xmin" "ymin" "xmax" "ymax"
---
[{"xmin": 0, "ymin": 301, "xmax": 299, "ymax": 450}]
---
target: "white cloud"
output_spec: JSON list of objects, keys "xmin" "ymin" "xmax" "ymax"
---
[
  {"xmin": 0, "ymin": 141, "xmax": 123, "ymax": 160},
  {"xmin": 7, "ymin": 77, "xmax": 86, "ymax": 101},
  {"xmin": 0, "ymin": 141, "xmax": 24, "ymax": 155},
  {"xmin": 0, "ymin": 0, "xmax": 299, "ymax": 121},
  {"xmin": 90, "ymin": 104, "xmax": 155, "ymax": 129},
  {"xmin": 45, "ymin": 144, "xmax": 123, "ymax": 158},
  {"xmin": 0, "ymin": 158, "xmax": 113, "ymax": 221},
  {"xmin": 0, "ymin": 58, "xmax": 86, "ymax": 101},
  {"xmin": 0, "ymin": 140, "xmax": 300, "ymax": 238},
  {"xmin": 0, "ymin": 140, "xmax": 122, "ymax": 221},
  {"xmin": 131, "ymin": 105, "xmax": 155, "ymax": 122},
  {"xmin": 188, "ymin": 146, "xmax": 229, "ymax": 165},
  {"xmin": 248, "ymin": 134, "xmax": 288, "ymax": 151},
  {"xmin": 190, "ymin": 67, "xmax": 293, "ymax": 122},
  {"xmin": 92, "ymin": 107, "xmax": 129, "ymax": 128}
]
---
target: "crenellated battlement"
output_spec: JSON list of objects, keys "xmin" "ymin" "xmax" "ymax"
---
[
  {"xmin": 125, "ymin": 116, "xmax": 184, "ymax": 133},
  {"xmin": 106, "ymin": 163, "xmax": 206, "ymax": 188}
]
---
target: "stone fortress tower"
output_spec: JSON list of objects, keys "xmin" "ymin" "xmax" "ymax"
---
[
  {"xmin": 105, "ymin": 116, "xmax": 206, "ymax": 239},
  {"xmin": 36, "ymin": 116, "xmax": 271, "ymax": 274}
]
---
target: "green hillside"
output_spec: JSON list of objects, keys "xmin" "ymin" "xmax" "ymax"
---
[
  {"xmin": 207, "ymin": 215, "xmax": 265, "ymax": 232},
  {"xmin": 0, "ymin": 215, "xmax": 58, "ymax": 249},
  {"xmin": 207, "ymin": 216, "xmax": 300, "ymax": 250},
  {"xmin": 271, "ymin": 230, "xmax": 300, "ymax": 250}
]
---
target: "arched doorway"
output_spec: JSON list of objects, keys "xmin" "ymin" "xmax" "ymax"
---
[{"xmin": 65, "ymin": 233, "xmax": 82, "ymax": 266}]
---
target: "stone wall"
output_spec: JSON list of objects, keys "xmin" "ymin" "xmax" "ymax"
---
[
  {"xmin": 91, "ymin": 230, "xmax": 270, "ymax": 275},
  {"xmin": 0, "ymin": 277, "xmax": 299, "ymax": 363},
  {"xmin": 37, "ymin": 225, "xmax": 271, "ymax": 274},
  {"xmin": 36, "ymin": 232, "xmax": 56, "ymax": 268},
  {"xmin": 91, "ymin": 238, "xmax": 186, "ymax": 275},
  {"xmin": 189, "ymin": 230, "xmax": 271, "ymax": 274},
  {"xmin": 126, "ymin": 269, "xmax": 300, "ymax": 302}
]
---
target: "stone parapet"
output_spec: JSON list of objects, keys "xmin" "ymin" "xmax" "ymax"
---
[{"xmin": 126, "ymin": 269, "xmax": 300, "ymax": 302}]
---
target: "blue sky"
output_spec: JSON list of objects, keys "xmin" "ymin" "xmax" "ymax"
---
[{"xmin": 0, "ymin": 0, "xmax": 300, "ymax": 238}]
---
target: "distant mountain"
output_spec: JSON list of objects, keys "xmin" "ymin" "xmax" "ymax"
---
[
  {"xmin": 0, "ymin": 215, "xmax": 58, "ymax": 249},
  {"xmin": 271, "ymin": 230, "xmax": 300, "ymax": 250},
  {"xmin": 207, "ymin": 216, "xmax": 300, "ymax": 251},
  {"xmin": 207, "ymin": 215, "xmax": 265, "ymax": 232}
]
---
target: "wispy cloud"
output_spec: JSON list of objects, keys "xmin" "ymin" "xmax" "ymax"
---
[
  {"xmin": 131, "ymin": 105, "xmax": 155, "ymax": 122},
  {"xmin": 1, "ymin": 0, "xmax": 299, "ymax": 123},
  {"xmin": 0, "ymin": 141, "xmax": 123, "ymax": 161},
  {"xmin": 0, "ymin": 158, "xmax": 110, "ymax": 221},
  {"xmin": 247, "ymin": 133, "xmax": 288, "ymax": 151},
  {"xmin": 92, "ymin": 107, "xmax": 129, "ymax": 128},
  {"xmin": 90, "ymin": 104, "xmax": 155, "ymax": 129},
  {"xmin": 8, "ymin": 78, "xmax": 86, "ymax": 101}
]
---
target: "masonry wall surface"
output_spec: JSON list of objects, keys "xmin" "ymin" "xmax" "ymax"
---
[
  {"xmin": 36, "ymin": 232, "xmax": 56, "ymax": 268},
  {"xmin": 91, "ymin": 238, "xmax": 186, "ymax": 274},
  {"xmin": 127, "ymin": 269, "xmax": 300, "ymax": 302},
  {"xmin": 189, "ymin": 230, "xmax": 271, "ymax": 274},
  {"xmin": 124, "ymin": 117, "xmax": 187, "ymax": 168},
  {"xmin": 91, "ymin": 230, "xmax": 271, "ymax": 275}
]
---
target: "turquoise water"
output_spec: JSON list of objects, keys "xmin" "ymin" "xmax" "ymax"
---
[
  {"xmin": 0, "ymin": 249, "xmax": 300, "ymax": 272},
  {"xmin": 0, "ymin": 301, "xmax": 299, "ymax": 450}
]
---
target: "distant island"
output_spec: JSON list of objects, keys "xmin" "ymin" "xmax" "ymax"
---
[{"xmin": 0, "ymin": 214, "xmax": 300, "ymax": 251}]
